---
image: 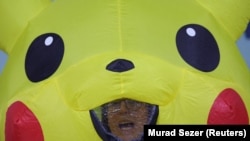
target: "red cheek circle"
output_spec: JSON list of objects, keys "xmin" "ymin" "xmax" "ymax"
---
[
  {"xmin": 208, "ymin": 88, "xmax": 249, "ymax": 124},
  {"xmin": 5, "ymin": 101, "xmax": 44, "ymax": 141}
]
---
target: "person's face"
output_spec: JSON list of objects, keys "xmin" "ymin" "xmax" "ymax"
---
[{"xmin": 107, "ymin": 99, "xmax": 149, "ymax": 141}]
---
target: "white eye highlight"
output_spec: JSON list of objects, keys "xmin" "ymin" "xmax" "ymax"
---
[
  {"xmin": 186, "ymin": 27, "xmax": 196, "ymax": 37},
  {"xmin": 45, "ymin": 36, "xmax": 54, "ymax": 46}
]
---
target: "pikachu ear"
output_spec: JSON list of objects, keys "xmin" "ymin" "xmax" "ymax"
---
[
  {"xmin": 197, "ymin": 0, "xmax": 250, "ymax": 40},
  {"xmin": 0, "ymin": 0, "xmax": 52, "ymax": 54}
]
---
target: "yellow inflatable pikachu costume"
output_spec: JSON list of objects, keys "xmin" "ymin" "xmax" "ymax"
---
[{"xmin": 0, "ymin": 0, "xmax": 250, "ymax": 141}]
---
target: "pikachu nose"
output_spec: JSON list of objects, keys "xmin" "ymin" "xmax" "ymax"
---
[{"xmin": 106, "ymin": 59, "xmax": 134, "ymax": 72}]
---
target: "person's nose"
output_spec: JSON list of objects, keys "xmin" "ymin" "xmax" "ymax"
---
[{"xmin": 119, "ymin": 101, "xmax": 129, "ymax": 113}]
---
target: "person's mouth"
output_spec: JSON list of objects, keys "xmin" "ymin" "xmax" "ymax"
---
[{"xmin": 119, "ymin": 121, "xmax": 134, "ymax": 130}]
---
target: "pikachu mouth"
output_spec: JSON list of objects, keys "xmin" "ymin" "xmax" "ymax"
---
[{"xmin": 89, "ymin": 105, "xmax": 159, "ymax": 141}]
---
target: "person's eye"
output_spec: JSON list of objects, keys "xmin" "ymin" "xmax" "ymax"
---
[
  {"xmin": 126, "ymin": 100, "xmax": 140, "ymax": 107},
  {"xmin": 108, "ymin": 101, "xmax": 120, "ymax": 108}
]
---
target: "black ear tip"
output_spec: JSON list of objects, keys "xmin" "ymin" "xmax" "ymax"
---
[{"xmin": 245, "ymin": 23, "xmax": 250, "ymax": 38}]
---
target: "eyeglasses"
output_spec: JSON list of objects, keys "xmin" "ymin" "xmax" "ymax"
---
[{"xmin": 106, "ymin": 99, "xmax": 146, "ymax": 113}]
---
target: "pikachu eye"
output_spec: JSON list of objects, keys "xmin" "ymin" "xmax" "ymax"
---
[
  {"xmin": 176, "ymin": 24, "xmax": 220, "ymax": 72},
  {"xmin": 25, "ymin": 33, "xmax": 64, "ymax": 82}
]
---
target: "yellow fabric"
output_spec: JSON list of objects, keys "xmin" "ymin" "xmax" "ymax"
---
[
  {"xmin": 197, "ymin": 0, "xmax": 250, "ymax": 40},
  {"xmin": 0, "ymin": 0, "xmax": 250, "ymax": 141},
  {"xmin": 0, "ymin": 0, "xmax": 50, "ymax": 53}
]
